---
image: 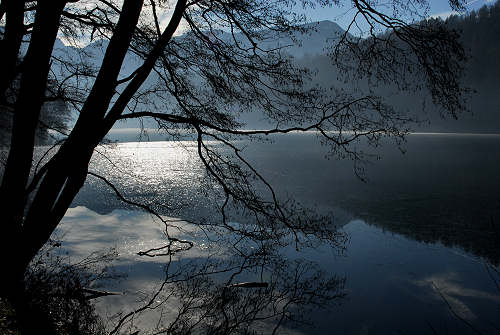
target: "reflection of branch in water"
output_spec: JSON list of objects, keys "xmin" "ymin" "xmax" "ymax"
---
[
  {"xmin": 82, "ymin": 288, "xmax": 121, "ymax": 299},
  {"xmin": 425, "ymin": 320, "xmax": 440, "ymax": 335},
  {"xmin": 88, "ymin": 171, "xmax": 194, "ymax": 256},
  {"xmin": 484, "ymin": 262, "xmax": 500, "ymax": 293},
  {"xmin": 431, "ymin": 282, "xmax": 483, "ymax": 335},
  {"xmin": 108, "ymin": 246, "xmax": 345, "ymax": 335},
  {"xmin": 88, "ymin": 166, "xmax": 347, "ymax": 333},
  {"xmin": 227, "ymin": 282, "xmax": 269, "ymax": 288},
  {"xmin": 86, "ymin": 135, "xmax": 348, "ymax": 334}
]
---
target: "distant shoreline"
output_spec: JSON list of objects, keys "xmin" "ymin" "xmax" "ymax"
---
[{"xmin": 40, "ymin": 128, "xmax": 500, "ymax": 145}]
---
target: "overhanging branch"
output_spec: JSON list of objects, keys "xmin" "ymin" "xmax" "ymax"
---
[{"xmin": 87, "ymin": 171, "xmax": 194, "ymax": 256}]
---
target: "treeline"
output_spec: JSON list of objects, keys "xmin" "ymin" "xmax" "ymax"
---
[
  {"xmin": 446, "ymin": 0, "xmax": 500, "ymax": 87},
  {"xmin": 0, "ymin": 39, "xmax": 71, "ymax": 147},
  {"xmin": 433, "ymin": 1, "xmax": 500, "ymax": 132},
  {"xmin": 0, "ymin": 98, "xmax": 70, "ymax": 147},
  {"xmin": 297, "ymin": 2, "xmax": 500, "ymax": 133}
]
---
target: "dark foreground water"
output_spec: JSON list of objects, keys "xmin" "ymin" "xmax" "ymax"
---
[{"xmin": 57, "ymin": 133, "xmax": 500, "ymax": 334}]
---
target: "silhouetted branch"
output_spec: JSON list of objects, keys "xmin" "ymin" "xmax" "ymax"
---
[
  {"xmin": 82, "ymin": 288, "xmax": 122, "ymax": 300},
  {"xmin": 431, "ymin": 281, "xmax": 484, "ymax": 335},
  {"xmin": 87, "ymin": 171, "xmax": 194, "ymax": 256}
]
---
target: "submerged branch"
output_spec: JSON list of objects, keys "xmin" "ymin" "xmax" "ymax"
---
[{"xmin": 87, "ymin": 171, "xmax": 193, "ymax": 256}]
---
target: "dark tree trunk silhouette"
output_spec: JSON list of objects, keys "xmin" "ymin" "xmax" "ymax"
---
[
  {"xmin": 0, "ymin": 0, "xmax": 24, "ymax": 101},
  {"xmin": 0, "ymin": 0, "xmax": 190, "ymax": 300},
  {"xmin": 0, "ymin": 0, "xmax": 469, "ymax": 320},
  {"xmin": 1, "ymin": 0, "xmax": 68, "ymax": 298},
  {"xmin": 20, "ymin": 0, "xmax": 147, "ymax": 273}
]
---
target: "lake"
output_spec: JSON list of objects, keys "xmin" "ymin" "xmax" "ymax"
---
[{"xmin": 53, "ymin": 132, "xmax": 500, "ymax": 334}]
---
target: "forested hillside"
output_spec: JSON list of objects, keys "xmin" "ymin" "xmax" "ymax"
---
[
  {"xmin": 436, "ymin": 0, "xmax": 500, "ymax": 132},
  {"xmin": 0, "ymin": 39, "xmax": 71, "ymax": 147},
  {"xmin": 4, "ymin": 3, "xmax": 498, "ymax": 145},
  {"xmin": 448, "ymin": 1, "xmax": 500, "ymax": 89},
  {"xmin": 0, "ymin": 98, "xmax": 70, "ymax": 147},
  {"xmin": 299, "ymin": 1, "xmax": 500, "ymax": 133}
]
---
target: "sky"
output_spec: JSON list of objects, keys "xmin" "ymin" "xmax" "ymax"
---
[
  {"xmin": 168, "ymin": 0, "xmax": 497, "ymax": 40},
  {"xmin": 47, "ymin": 0, "xmax": 497, "ymax": 47},
  {"xmin": 299, "ymin": 0, "xmax": 496, "ymax": 29}
]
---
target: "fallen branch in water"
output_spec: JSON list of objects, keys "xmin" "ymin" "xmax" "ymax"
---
[
  {"xmin": 82, "ymin": 288, "xmax": 122, "ymax": 300},
  {"xmin": 226, "ymin": 282, "xmax": 269, "ymax": 288},
  {"xmin": 431, "ymin": 281, "xmax": 483, "ymax": 335}
]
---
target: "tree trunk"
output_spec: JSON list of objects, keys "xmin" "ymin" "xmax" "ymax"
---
[
  {"xmin": 0, "ymin": 0, "xmax": 25, "ymax": 101},
  {"xmin": 0, "ymin": 0, "xmax": 182, "ymax": 308},
  {"xmin": 15, "ymin": 0, "xmax": 146, "ymax": 279},
  {"xmin": 0, "ymin": 0, "xmax": 67, "ymax": 300}
]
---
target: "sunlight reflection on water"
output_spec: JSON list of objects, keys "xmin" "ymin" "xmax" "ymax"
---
[
  {"xmin": 92, "ymin": 141, "xmax": 203, "ymax": 188},
  {"xmin": 38, "ymin": 133, "xmax": 500, "ymax": 334},
  {"xmin": 79, "ymin": 141, "xmax": 219, "ymax": 216},
  {"xmin": 55, "ymin": 207, "xmax": 500, "ymax": 335}
]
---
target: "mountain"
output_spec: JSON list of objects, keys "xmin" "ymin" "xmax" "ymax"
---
[
  {"xmin": 294, "ymin": 7, "xmax": 500, "ymax": 134},
  {"xmin": 55, "ymin": 19, "xmax": 344, "ymax": 69},
  {"xmin": 49, "ymin": 9, "xmax": 500, "ymax": 140},
  {"xmin": 252, "ymin": 20, "xmax": 345, "ymax": 58},
  {"xmin": 53, "ymin": 20, "xmax": 347, "ymax": 139}
]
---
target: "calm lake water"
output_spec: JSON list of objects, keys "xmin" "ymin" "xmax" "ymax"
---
[{"xmin": 57, "ymin": 133, "xmax": 500, "ymax": 334}]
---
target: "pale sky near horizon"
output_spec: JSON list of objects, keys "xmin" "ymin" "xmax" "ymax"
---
[
  {"xmin": 166, "ymin": 0, "xmax": 498, "ymax": 39},
  {"xmin": 299, "ymin": 0, "xmax": 495, "ymax": 29},
  {"xmin": 48, "ymin": 0, "xmax": 496, "ymax": 46}
]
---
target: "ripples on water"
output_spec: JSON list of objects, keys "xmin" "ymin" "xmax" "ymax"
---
[
  {"xmin": 73, "ymin": 134, "xmax": 500, "ymax": 236},
  {"xmin": 30, "ymin": 133, "xmax": 500, "ymax": 334},
  {"xmin": 77, "ymin": 141, "xmax": 213, "ymax": 217}
]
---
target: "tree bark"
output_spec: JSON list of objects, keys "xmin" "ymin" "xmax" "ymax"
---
[
  {"xmin": 0, "ymin": 0, "xmax": 185, "ymax": 303},
  {"xmin": 0, "ymin": 0, "xmax": 67, "ymax": 300},
  {"xmin": 0, "ymin": 0, "xmax": 25, "ymax": 101},
  {"xmin": 19, "ymin": 0, "xmax": 146, "ymax": 276}
]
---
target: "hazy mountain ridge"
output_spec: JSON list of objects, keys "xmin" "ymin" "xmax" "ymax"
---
[
  {"xmin": 297, "ymin": 4, "xmax": 500, "ymax": 134},
  {"xmin": 53, "ymin": 19, "xmax": 345, "ymax": 75},
  {"xmin": 52, "ymin": 20, "xmax": 347, "ymax": 138},
  {"xmin": 48, "ymin": 8, "xmax": 500, "ymax": 140}
]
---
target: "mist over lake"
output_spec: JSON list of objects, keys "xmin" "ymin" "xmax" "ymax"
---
[
  {"xmin": 51, "ymin": 132, "xmax": 500, "ymax": 334},
  {"xmin": 2, "ymin": 1, "xmax": 500, "ymax": 333}
]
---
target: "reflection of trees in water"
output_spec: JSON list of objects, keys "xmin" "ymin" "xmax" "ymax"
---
[
  {"xmin": 82, "ymin": 167, "xmax": 348, "ymax": 333},
  {"xmin": 108, "ymin": 243, "xmax": 346, "ymax": 334},
  {"xmin": 351, "ymin": 196, "xmax": 500, "ymax": 264},
  {"xmin": 19, "ymin": 227, "xmax": 346, "ymax": 334}
]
